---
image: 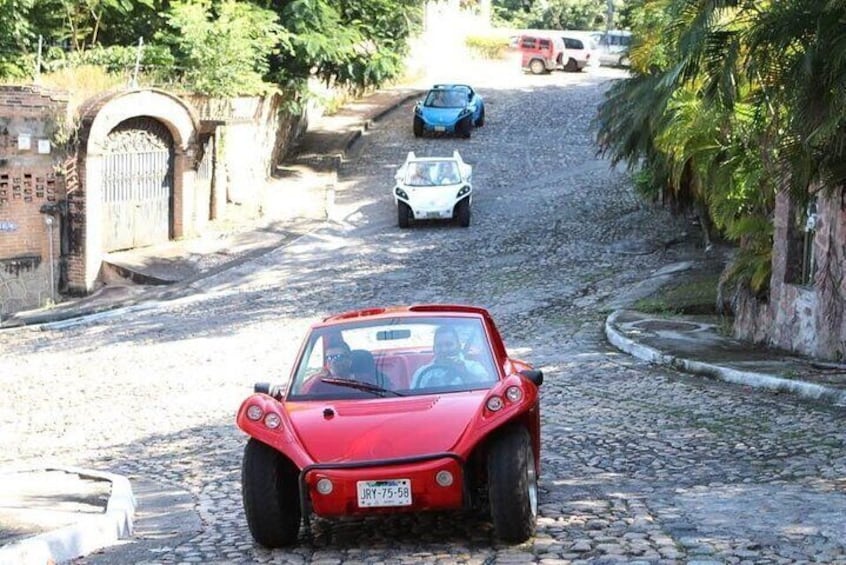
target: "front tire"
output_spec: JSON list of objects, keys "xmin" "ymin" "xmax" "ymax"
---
[
  {"xmin": 563, "ymin": 57, "xmax": 579, "ymax": 72},
  {"xmin": 413, "ymin": 116, "xmax": 423, "ymax": 137},
  {"xmin": 398, "ymin": 202, "xmax": 411, "ymax": 228},
  {"xmin": 242, "ymin": 438, "xmax": 302, "ymax": 547},
  {"xmin": 488, "ymin": 427, "xmax": 537, "ymax": 543},
  {"xmin": 475, "ymin": 106, "xmax": 485, "ymax": 127},
  {"xmin": 458, "ymin": 116, "xmax": 472, "ymax": 138},
  {"xmin": 456, "ymin": 199, "xmax": 471, "ymax": 228}
]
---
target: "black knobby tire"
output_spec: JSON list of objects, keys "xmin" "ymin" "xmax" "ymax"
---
[
  {"xmin": 487, "ymin": 427, "xmax": 537, "ymax": 543},
  {"xmin": 456, "ymin": 199, "xmax": 471, "ymax": 228},
  {"xmin": 413, "ymin": 116, "xmax": 423, "ymax": 137},
  {"xmin": 398, "ymin": 202, "xmax": 411, "ymax": 228},
  {"xmin": 475, "ymin": 106, "xmax": 485, "ymax": 127},
  {"xmin": 458, "ymin": 116, "xmax": 472, "ymax": 139},
  {"xmin": 564, "ymin": 58, "xmax": 579, "ymax": 72},
  {"xmin": 242, "ymin": 438, "xmax": 302, "ymax": 547}
]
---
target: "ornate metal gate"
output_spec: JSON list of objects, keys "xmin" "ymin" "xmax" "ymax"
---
[{"xmin": 101, "ymin": 117, "xmax": 174, "ymax": 251}]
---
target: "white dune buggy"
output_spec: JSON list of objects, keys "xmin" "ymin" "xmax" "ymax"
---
[{"xmin": 392, "ymin": 151, "xmax": 473, "ymax": 228}]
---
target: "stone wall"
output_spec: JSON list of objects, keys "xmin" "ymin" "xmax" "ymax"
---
[
  {"xmin": 0, "ymin": 86, "xmax": 68, "ymax": 318},
  {"xmin": 733, "ymin": 188, "xmax": 846, "ymax": 361},
  {"xmin": 185, "ymin": 93, "xmax": 303, "ymax": 219}
]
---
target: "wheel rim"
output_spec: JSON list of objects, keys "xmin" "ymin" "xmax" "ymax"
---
[{"xmin": 526, "ymin": 442, "xmax": 538, "ymax": 517}]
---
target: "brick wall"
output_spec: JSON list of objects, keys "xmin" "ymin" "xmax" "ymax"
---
[{"xmin": 0, "ymin": 86, "xmax": 69, "ymax": 318}]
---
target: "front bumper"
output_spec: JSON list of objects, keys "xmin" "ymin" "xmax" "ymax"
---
[
  {"xmin": 300, "ymin": 453, "xmax": 466, "ymax": 525},
  {"xmin": 395, "ymin": 191, "xmax": 470, "ymax": 221}
]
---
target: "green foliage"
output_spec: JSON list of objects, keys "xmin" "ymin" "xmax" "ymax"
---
[
  {"xmin": 155, "ymin": 0, "xmax": 287, "ymax": 96},
  {"xmin": 525, "ymin": 0, "xmax": 606, "ymax": 30},
  {"xmin": 270, "ymin": 0, "xmax": 423, "ymax": 93},
  {"xmin": 465, "ymin": 35, "xmax": 510, "ymax": 59}
]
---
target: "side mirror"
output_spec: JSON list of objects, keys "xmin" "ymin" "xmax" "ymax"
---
[
  {"xmin": 519, "ymin": 369, "xmax": 543, "ymax": 387},
  {"xmin": 254, "ymin": 382, "xmax": 284, "ymax": 399}
]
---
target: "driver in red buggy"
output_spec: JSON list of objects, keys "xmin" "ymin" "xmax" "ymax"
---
[
  {"xmin": 305, "ymin": 338, "xmax": 389, "ymax": 394},
  {"xmin": 411, "ymin": 325, "xmax": 489, "ymax": 388}
]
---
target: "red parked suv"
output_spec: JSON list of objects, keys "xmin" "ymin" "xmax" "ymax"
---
[{"xmin": 517, "ymin": 34, "xmax": 564, "ymax": 74}]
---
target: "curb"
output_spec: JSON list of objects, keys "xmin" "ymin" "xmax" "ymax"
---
[
  {"xmin": 0, "ymin": 466, "xmax": 135, "ymax": 565},
  {"xmin": 605, "ymin": 310, "xmax": 846, "ymax": 408}
]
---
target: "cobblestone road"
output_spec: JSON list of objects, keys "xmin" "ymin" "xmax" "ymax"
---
[{"xmin": 1, "ymin": 65, "xmax": 845, "ymax": 564}]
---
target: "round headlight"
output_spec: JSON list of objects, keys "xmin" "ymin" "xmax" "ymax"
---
[
  {"xmin": 435, "ymin": 470, "xmax": 454, "ymax": 487},
  {"xmin": 246, "ymin": 405, "xmax": 263, "ymax": 421},
  {"xmin": 486, "ymin": 396, "xmax": 504, "ymax": 412},
  {"xmin": 264, "ymin": 412, "xmax": 282, "ymax": 429},
  {"xmin": 316, "ymin": 478, "xmax": 333, "ymax": 495},
  {"xmin": 506, "ymin": 386, "xmax": 523, "ymax": 402}
]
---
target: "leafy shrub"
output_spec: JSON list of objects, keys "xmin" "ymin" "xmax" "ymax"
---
[{"xmin": 465, "ymin": 35, "xmax": 510, "ymax": 59}]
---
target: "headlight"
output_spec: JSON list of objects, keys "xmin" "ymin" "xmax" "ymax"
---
[
  {"xmin": 486, "ymin": 396, "xmax": 504, "ymax": 412},
  {"xmin": 316, "ymin": 478, "xmax": 334, "ymax": 495},
  {"xmin": 506, "ymin": 386, "xmax": 523, "ymax": 402},
  {"xmin": 395, "ymin": 187, "xmax": 408, "ymax": 199},
  {"xmin": 264, "ymin": 412, "xmax": 282, "ymax": 429},
  {"xmin": 456, "ymin": 185, "xmax": 470, "ymax": 197},
  {"xmin": 246, "ymin": 405, "xmax": 263, "ymax": 421},
  {"xmin": 435, "ymin": 470, "xmax": 454, "ymax": 487}
]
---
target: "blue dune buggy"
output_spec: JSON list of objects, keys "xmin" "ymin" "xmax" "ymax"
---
[{"xmin": 413, "ymin": 84, "xmax": 485, "ymax": 138}]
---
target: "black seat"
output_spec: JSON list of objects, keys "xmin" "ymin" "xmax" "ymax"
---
[{"xmin": 350, "ymin": 350, "xmax": 387, "ymax": 388}]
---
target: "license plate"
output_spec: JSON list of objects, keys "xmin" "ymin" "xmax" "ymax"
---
[
  {"xmin": 423, "ymin": 211, "xmax": 442, "ymax": 219},
  {"xmin": 434, "ymin": 126, "xmax": 446, "ymax": 132},
  {"xmin": 357, "ymin": 479, "xmax": 412, "ymax": 507}
]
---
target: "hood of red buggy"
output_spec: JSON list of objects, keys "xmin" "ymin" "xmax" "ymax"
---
[{"xmin": 286, "ymin": 391, "xmax": 488, "ymax": 462}]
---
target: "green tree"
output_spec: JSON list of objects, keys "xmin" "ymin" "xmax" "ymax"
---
[
  {"xmin": 0, "ymin": 0, "xmax": 37, "ymax": 78},
  {"xmin": 156, "ymin": 0, "xmax": 287, "ymax": 96},
  {"xmin": 526, "ymin": 0, "xmax": 606, "ymax": 29}
]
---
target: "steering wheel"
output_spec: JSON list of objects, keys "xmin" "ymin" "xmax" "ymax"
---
[{"xmin": 415, "ymin": 364, "xmax": 465, "ymax": 388}]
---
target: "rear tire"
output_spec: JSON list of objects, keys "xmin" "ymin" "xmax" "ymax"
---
[
  {"xmin": 456, "ymin": 199, "xmax": 471, "ymax": 228},
  {"xmin": 398, "ymin": 202, "xmax": 411, "ymax": 228},
  {"xmin": 488, "ymin": 427, "xmax": 537, "ymax": 543},
  {"xmin": 475, "ymin": 106, "xmax": 485, "ymax": 127},
  {"xmin": 563, "ymin": 58, "xmax": 579, "ymax": 72},
  {"xmin": 529, "ymin": 59, "xmax": 545, "ymax": 75},
  {"xmin": 413, "ymin": 116, "xmax": 423, "ymax": 137},
  {"xmin": 242, "ymin": 438, "xmax": 302, "ymax": 548}
]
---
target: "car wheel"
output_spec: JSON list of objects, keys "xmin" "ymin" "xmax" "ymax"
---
[
  {"xmin": 458, "ymin": 117, "xmax": 472, "ymax": 138},
  {"xmin": 618, "ymin": 54, "xmax": 630, "ymax": 67},
  {"xmin": 413, "ymin": 116, "xmax": 423, "ymax": 137},
  {"xmin": 529, "ymin": 58, "xmax": 546, "ymax": 75},
  {"xmin": 242, "ymin": 438, "xmax": 302, "ymax": 547},
  {"xmin": 488, "ymin": 427, "xmax": 537, "ymax": 543},
  {"xmin": 398, "ymin": 202, "xmax": 411, "ymax": 228},
  {"xmin": 475, "ymin": 106, "xmax": 485, "ymax": 127},
  {"xmin": 456, "ymin": 199, "xmax": 470, "ymax": 228},
  {"xmin": 564, "ymin": 57, "xmax": 579, "ymax": 72}
]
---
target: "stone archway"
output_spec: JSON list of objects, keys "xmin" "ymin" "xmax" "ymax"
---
[
  {"xmin": 101, "ymin": 117, "xmax": 175, "ymax": 251},
  {"xmin": 74, "ymin": 89, "xmax": 199, "ymax": 292}
]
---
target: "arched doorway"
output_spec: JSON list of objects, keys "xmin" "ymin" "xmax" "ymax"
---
[{"xmin": 101, "ymin": 117, "xmax": 174, "ymax": 251}]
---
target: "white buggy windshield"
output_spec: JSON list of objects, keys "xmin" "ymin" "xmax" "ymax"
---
[{"xmin": 404, "ymin": 161, "xmax": 461, "ymax": 187}]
